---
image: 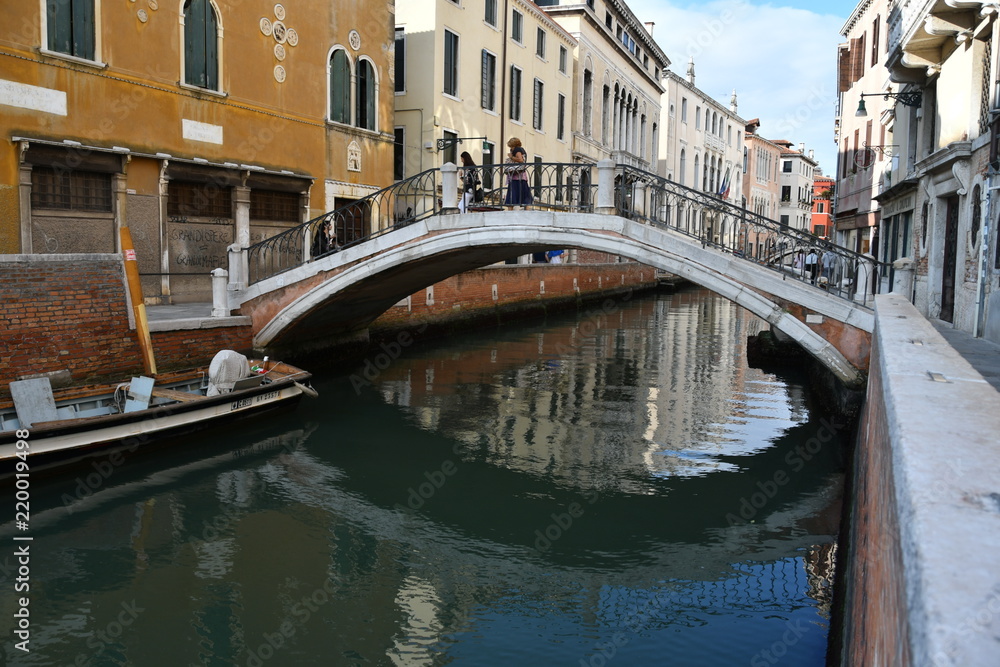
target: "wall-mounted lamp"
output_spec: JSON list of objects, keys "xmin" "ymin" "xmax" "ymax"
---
[
  {"xmin": 856, "ymin": 90, "xmax": 923, "ymax": 117},
  {"xmin": 436, "ymin": 136, "xmax": 491, "ymax": 153},
  {"xmin": 862, "ymin": 141, "xmax": 900, "ymax": 158}
]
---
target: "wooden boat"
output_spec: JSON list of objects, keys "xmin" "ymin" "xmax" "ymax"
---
[{"xmin": 0, "ymin": 356, "xmax": 317, "ymax": 469}]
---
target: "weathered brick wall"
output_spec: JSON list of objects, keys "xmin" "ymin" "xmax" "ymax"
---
[
  {"xmin": 0, "ymin": 255, "xmax": 253, "ymax": 395},
  {"xmin": 837, "ymin": 324, "xmax": 911, "ymax": 665},
  {"xmin": 372, "ymin": 262, "xmax": 656, "ymax": 331},
  {"xmin": 0, "ymin": 255, "xmax": 145, "ymax": 389}
]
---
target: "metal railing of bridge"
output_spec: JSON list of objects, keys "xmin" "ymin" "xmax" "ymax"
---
[
  {"xmin": 241, "ymin": 161, "xmax": 887, "ymax": 308},
  {"xmin": 614, "ymin": 165, "xmax": 885, "ymax": 306}
]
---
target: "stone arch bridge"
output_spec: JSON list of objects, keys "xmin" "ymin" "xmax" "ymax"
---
[{"xmin": 223, "ymin": 163, "xmax": 882, "ymax": 387}]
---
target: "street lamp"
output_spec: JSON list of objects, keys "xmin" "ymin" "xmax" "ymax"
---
[{"xmin": 856, "ymin": 90, "xmax": 923, "ymax": 117}]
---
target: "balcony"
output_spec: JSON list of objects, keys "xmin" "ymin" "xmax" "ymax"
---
[{"xmin": 887, "ymin": 0, "xmax": 982, "ymax": 83}]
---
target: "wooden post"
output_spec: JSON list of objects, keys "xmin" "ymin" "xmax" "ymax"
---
[{"xmin": 120, "ymin": 228, "xmax": 157, "ymax": 375}]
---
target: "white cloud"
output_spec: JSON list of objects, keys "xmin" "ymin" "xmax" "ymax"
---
[{"xmin": 629, "ymin": 0, "xmax": 848, "ymax": 174}]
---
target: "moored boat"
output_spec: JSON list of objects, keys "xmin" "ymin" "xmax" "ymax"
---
[{"xmin": 0, "ymin": 351, "xmax": 317, "ymax": 471}]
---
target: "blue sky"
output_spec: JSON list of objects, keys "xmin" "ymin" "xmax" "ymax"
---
[{"xmin": 629, "ymin": 0, "xmax": 861, "ymax": 173}]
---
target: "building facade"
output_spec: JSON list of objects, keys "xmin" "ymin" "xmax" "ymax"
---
[
  {"xmin": 741, "ymin": 120, "xmax": 783, "ymax": 259},
  {"xmin": 876, "ymin": 0, "xmax": 1000, "ymax": 340},
  {"xmin": 394, "ymin": 0, "xmax": 577, "ymax": 181},
  {"xmin": 0, "ymin": 0, "xmax": 395, "ymax": 302},
  {"xmin": 775, "ymin": 141, "xmax": 817, "ymax": 232},
  {"xmin": 834, "ymin": 0, "xmax": 893, "ymax": 256},
  {"xmin": 538, "ymin": 0, "xmax": 668, "ymax": 170},
  {"xmin": 658, "ymin": 62, "xmax": 745, "ymax": 208},
  {"xmin": 812, "ymin": 175, "xmax": 835, "ymax": 238}
]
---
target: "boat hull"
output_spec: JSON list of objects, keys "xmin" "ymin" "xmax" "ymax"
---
[{"xmin": 0, "ymin": 368, "xmax": 312, "ymax": 471}]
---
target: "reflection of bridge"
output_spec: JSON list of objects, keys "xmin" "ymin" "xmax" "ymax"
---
[{"xmin": 224, "ymin": 162, "xmax": 885, "ymax": 386}]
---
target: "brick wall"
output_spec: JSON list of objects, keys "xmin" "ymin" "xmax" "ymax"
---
[
  {"xmin": 0, "ymin": 255, "xmax": 253, "ymax": 395},
  {"xmin": 372, "ymin": 262, "xmax": 656, "ymax": 332}
]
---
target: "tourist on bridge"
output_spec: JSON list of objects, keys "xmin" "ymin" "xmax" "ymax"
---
[
  {"xmin": 311, "ymin": 219, "xmax": 338, "ymax": 259},
  {"xmin": 504, "ymin": 137, "xmax": 532, "ymax": 210},
  {"xmin": 805, "ymin": 248, "xmax": 819, "ymax": 283},
  {"xmin": 459, "ymin": 151, "xmax": 482, "ymax": 213}
]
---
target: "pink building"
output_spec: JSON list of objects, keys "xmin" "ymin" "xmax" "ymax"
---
[{"xmin": 812, "ymin": 175, "xmax": 834, "ymax": 238}]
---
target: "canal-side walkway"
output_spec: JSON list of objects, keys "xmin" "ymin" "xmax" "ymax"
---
[{"xmin": 931, "ymin": 320, "xmax": 1000, "ymax": 392}]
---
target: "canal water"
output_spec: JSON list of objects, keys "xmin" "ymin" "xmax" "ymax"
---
[{"xmin": 2, "ymin": 288, "xmax": 847, "ymax": 666}]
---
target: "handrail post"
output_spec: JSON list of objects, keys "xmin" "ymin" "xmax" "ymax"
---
[
  {"xmin": 596, "ymin": 160, "xmax": 616, "ymax": 215},
  {"xmin": 441, "ymin": 162, "xmax": 459, "ymax": 214},
  {"xmin": 227, "ymin": 243, "xmax": 247, "ymax": 291},
  {"xmin": 634, "ymin": 179, "xmax": 647, "ymax": 218}
]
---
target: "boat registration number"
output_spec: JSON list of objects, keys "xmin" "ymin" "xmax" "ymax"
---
[{"xmin": 230, "ymin": 391, "xmax": 278, "ymax": 411}]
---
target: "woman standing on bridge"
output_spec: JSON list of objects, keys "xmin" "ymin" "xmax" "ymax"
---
[{"xmin": 504, "ymin": 137, "xmax": 532, "ymax": 210}]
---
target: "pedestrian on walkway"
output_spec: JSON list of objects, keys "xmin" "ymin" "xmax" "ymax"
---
[
  {"xmin": 805, "ymin": 248, "xmax": 819, "ymax": 283},
  {"xmin": 459, "ymin": 151, "xmax": 482, "ymax": 213}
]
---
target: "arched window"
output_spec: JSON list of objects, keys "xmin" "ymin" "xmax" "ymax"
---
[
  {"xmin": 183, "ymin": 0, "xmax": 219, "ymax": 90},
  {"xmin": 679, "ymin": 149, "xmax": 686, "ymax": 187},
  {"xmin": 971, "ymin": 184, "xmax": 982, "ymax": 246},
  {"xmin": 356, "ymin": 58, "xmax": 376, "ymax": 131},
  {"xmin": 693, "ymin": 154, "xmax": 699, "ymax": 190},
  {"xmin": 583, "ymin": 69, "xmax": 593, "ymax": 137},
  {"xmin": 330, "ymin": 49, "xmax": 351, "ymax": 124}
]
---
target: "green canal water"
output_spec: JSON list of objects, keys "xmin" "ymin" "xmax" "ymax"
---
[{"xmin": 1, "ymin": 288, "xmax": 848, "ymax": 666}]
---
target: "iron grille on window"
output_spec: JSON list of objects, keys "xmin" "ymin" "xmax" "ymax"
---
[
  {"xmin": 31, "ymin": 167, "xmax": 112, "ymax": 211},
  {"xmin": 251, "ymin": 190, "xmax": 299, "ymax": 222},
  {"xmin": 167, "ymin": 180, "xmax": 232, "ymax": 218}
]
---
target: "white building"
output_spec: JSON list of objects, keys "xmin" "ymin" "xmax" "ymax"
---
[
  {"xmin": 658, "ymin": 59, "xmax": 744, "ymax": 208},
  {"xmin": 775, "ymin": 141, "xmax": 817, "ymax": 231}
]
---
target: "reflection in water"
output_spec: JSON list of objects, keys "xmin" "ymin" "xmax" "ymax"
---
[{"xmin": 0, "ymin": 289, "xmax": 844, "ymax": 666}]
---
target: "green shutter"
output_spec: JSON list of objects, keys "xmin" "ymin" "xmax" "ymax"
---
[
  {"xmin": 330, "ymin": 51, "xmax": 350, "ymax": 123},
  {"xmin": 72, "ymin": 0, "xmax": 95, "ymax": 60},
  {"xmin": 204, "ymin": 1, "xmax": 218, "ymax": 90},
  {"xmin": 47, "ymin": 0, "xmax": 71, "ymax": 55},
  {"xmin": 184, "ymin": 0, "xmax": 205, "ymax": 87}
]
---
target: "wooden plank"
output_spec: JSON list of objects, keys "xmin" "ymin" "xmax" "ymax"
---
[
  {"xmin": 11, "ymin": 378, "xmax": 59, "ymax": 428},
  {"xmin": 150, "ymin": 387, "xmax": 202, "ymax": 403}
]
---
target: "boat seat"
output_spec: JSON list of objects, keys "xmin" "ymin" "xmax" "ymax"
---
[
  {"xmin": 10, "ymin": 377, "xmax": 58, "ymax": 429},
  {"xmin": 124, "ymin": 376, "xmax": 155, "ymax": 413}
]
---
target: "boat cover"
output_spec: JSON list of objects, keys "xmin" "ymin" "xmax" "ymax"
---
[{"xmin": 207, "ymin": 350, "xmax": 251, "ymax": 396}]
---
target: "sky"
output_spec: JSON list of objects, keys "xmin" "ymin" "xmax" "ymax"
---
[{"xmin": 628, "ymin": 0, "xmax": 862, "ymax": 174}]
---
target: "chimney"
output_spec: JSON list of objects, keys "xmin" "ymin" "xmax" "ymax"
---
[
  {"xmin": 686, "ymin": 57, "xmax": 695, "ymax": 85},
  {"xmin": 644, "ymin": 22, "xmax": 654, "ymax": 36},
  {"xmin": 799, "ymin": 142, "xmax": 805, "ymax": 153},
  {"xmin": 809, "ymin": 149, "xmax": 815, "ymax": 160}
]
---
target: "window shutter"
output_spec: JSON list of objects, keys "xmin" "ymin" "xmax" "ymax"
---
[
  {"xmin": 73, "ymin": 0, "xmax": 95, "ymax": 60},
  {"xmin": 366, "ymin": 63, "xmax": 376, "ymax": 129},
  {"xmin": 48, "ymin": 0, "xmax": 72, "ymax": 55},
  {"xmin": 482, "ymin": 51, "xmax": 489, "ymax": 109}
]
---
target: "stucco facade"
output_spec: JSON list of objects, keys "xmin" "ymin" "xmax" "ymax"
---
[
  {"xmin": 538, "ymin": 0, "xmax": 668, "ymax": 170},
  {"xmin": 867, "ymin": 0, "xmax": 1000, "ymax": 342},
  {"xmin": 658, "ymin": 64, "xmax": 745, "ymax": 210},
  {"xmin": 394, "ymin": 0, "xmax": 576, "ymax": 179},
  {"xmin": 0, "ymin": 0, "xmax": 395, "ymax": 302},
  {"xmin": 776, "ymin": 140, "xmax": 818, "ymax": 232}
]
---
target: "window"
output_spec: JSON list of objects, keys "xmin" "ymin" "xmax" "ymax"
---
[
  {"xmin": 605, "ymin": 12, "xmax": 612, "ymax": 29},
  {"xmin": 444, "ymin": 30, "xmax": 459, "ymax": 97},
  {"xmin": 356, "ymin": 59, "xmax": 376, "ymax": 130},
  {"xmin": 394, "ymin": 28, "xmax": 405, "ymax": 93},
  {"xmin": 780, "ymin": 214, "xmax": 789, "ymax": 226},
  {"xmin": 681, "ymin": 98, "xmax": 688, "ymax": 123},
  {"xmin": 167, "ymin": 180, "xmax": 232, "ymax": 218},
  {"xmin": 695, "ymin": 106, "xmax": 701, "ymax": 130},
  {"xmin": 250, "ymin": 190, "xmax": 299, "ymax": 222},
  {"xmin": 46, "ymin": 0, "xmax": 95, "ymax": 60},
  {"xmin": 512, "ymin": 10, "xmax": 523, "ymax": 43},
  {"xmin": 536, "ymin": 28, "xmax": 546, "ymax": 59},
  {"xmin": 871, "ymin": 16, "xmax": 880, "ymax": 66},
  {"xmin": 485, "ymin": 0, "xmax": 498, "ymax": 26},
  {"xmin": 559, "ymin": 46, "xmax": 567, "ymax": 73},
  {"xmin": 582, "ymin": 69, "xmax": 593, "ymax": 136},
  {"xmin": 781, "ymin": 185, "xmax": 791, "ymax": 201},
  {"xmin": 31, "ymin": 167, "xmax": 111, "ymax": 212},
  {"xmin": 329, "ymin": 49, "xmax": 351, "ymax": 123},
  {"xmin": 557, "ymin": 93, "xmax": 566, "ymax": 140},
  {"xmin": 601, "ymin": 85, "xmax": 610, "ymax": 144},
  {"xmin": 442, "ymin": 130, "xmax": 458, "ymax": 165},
  {"xmin": 394, "ymin": 127, "xmax": 405, "ymax": 180},
  {"xmin": 782, "ymin": 160, "xmax": 792, "ymax": 173},
  {"xmin": 481, "ymin": 50, "xmax": 497, "ymax": 111},
  {"xmin": 533, "ymin": 79, "xmax": 544, "ymax": 130},
  {"xmin": 817, "ymin": 202, "xmax": 825, "ymax": 213},
  {"xmin": 510, "ymin": 65, "xmax": 522, "ymax": 121},
  {"xmin": 183, "ymin": 0, "xmax": 219, "ymax": 90}
]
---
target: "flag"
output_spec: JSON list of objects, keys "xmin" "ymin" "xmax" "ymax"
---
[{"xmin": 718, "ymin": 168, "xmax": 732, "ymax": 199}]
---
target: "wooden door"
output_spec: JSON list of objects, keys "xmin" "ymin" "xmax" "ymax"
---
[{"xmin": 940, "ymin": 195, "xmax": 959, "ymax": 323}]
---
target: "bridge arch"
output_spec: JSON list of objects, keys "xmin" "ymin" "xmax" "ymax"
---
[{"xmin": 243, "ymin": 211, "xmax": 871, "ymax": 386}]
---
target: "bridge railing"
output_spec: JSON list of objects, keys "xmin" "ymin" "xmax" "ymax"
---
[
  {"xmin": 471, "ymin": 162, "xmax": 598, "ymax": 212},
  {"xmin": 244, "ymin": 168, "xmax": 442, "ymax": 285},
  {"xmin": 614, "ymin": 164, "xmax": 888, "ymax": 307}
]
